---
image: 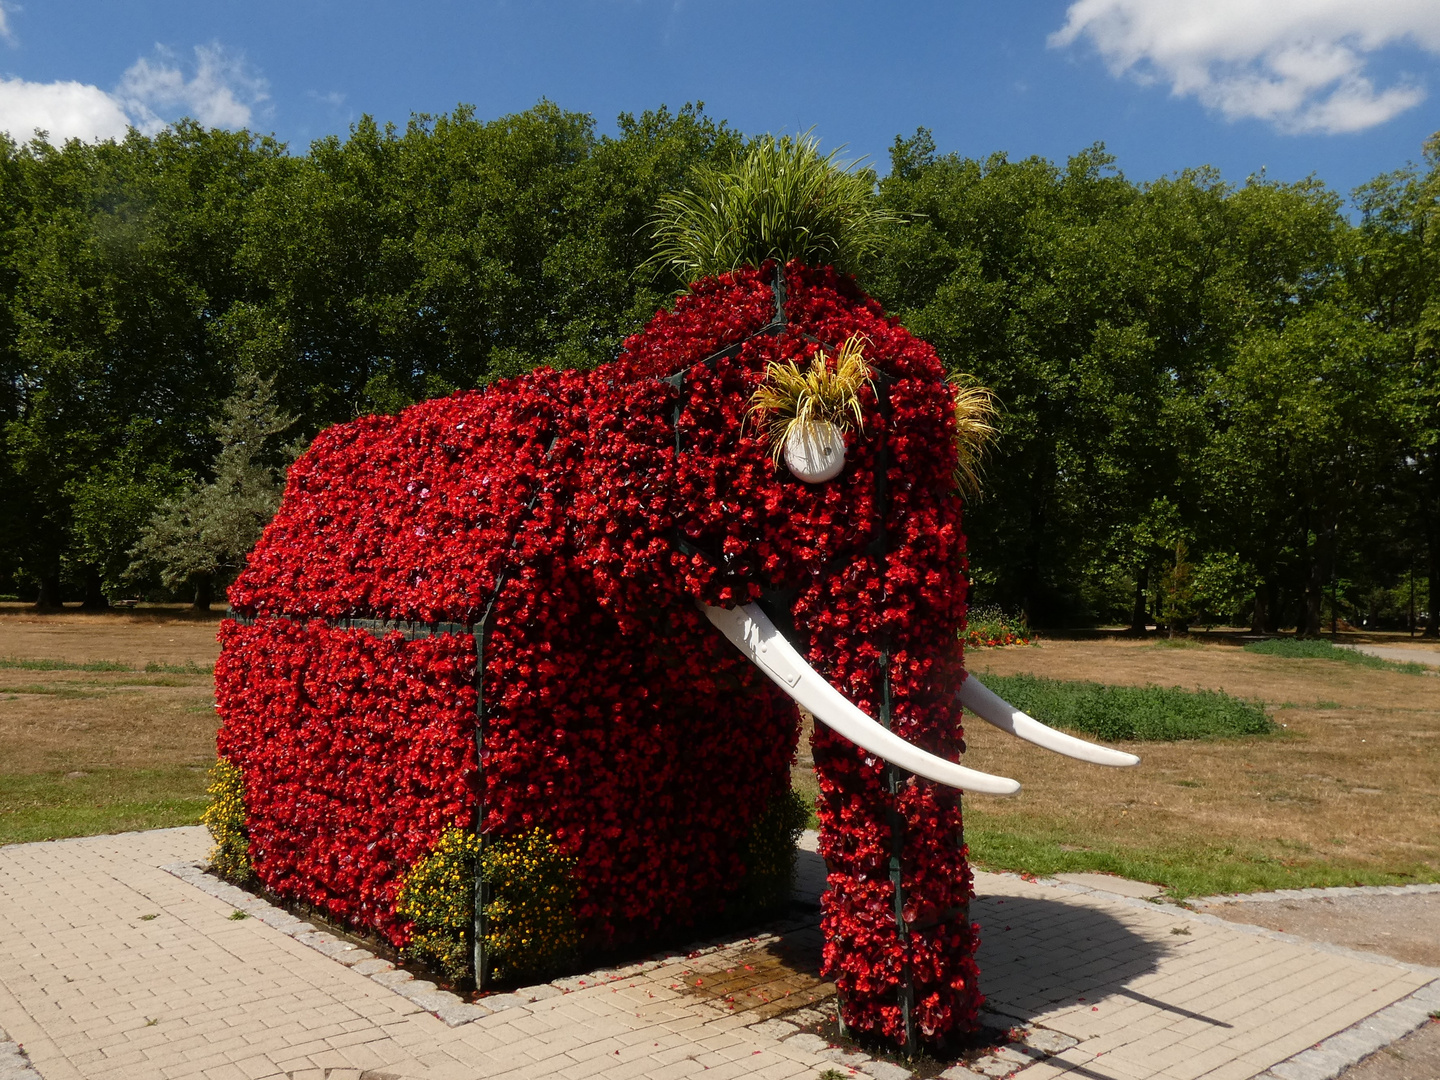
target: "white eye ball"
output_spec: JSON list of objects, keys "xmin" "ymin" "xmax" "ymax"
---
[{"xmin": 784, "ymin": 420, "xmax": 847, "ymax": 483}]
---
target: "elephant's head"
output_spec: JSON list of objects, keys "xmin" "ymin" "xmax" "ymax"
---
[
  {"xmin": 568, "ymin": 260, "xmax": 1136, "ymax": 1044},
  {"xmin": 572, "ymin": 262, "xmax": 1136, "ymax": 795}
]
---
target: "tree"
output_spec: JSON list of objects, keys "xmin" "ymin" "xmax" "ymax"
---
[
  {"xmin": 239, "ymin": 102, "xmax": 742, "ymax": 425},
  {"xmin": 1349, "ymin": 134, "xmax": 1440, "ymax": 634},
  {"xmin": 128, "ymin": 370, "xmax": 295, "ymax": 608},
  {"xmin": 1200, "ymin": 303, "xmax": 1405, "ymax": 636},
  {"xmin": 1, "ymin": 123, "xmax": 287, "ymax": 606}
]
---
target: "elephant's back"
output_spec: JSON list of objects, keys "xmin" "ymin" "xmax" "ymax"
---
[{"xmin": 228, "ymin": 366, "xmax": 588, "ymax": 624}]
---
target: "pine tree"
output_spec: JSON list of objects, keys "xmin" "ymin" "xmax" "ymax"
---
[{"xmin": 128, "ymin": 371, "xmax": 296, "ymax": 608}]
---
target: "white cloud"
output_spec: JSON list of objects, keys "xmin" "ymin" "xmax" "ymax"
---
[
  {"xmin": 1050, "ymin": 0, "xmax": 1440, "ymax": 133},
  {"xmin": 0, "ymin": 3, "xmax": 15, "ymax": 46},
  {"xmin": 0, "ymin": 77, "xmax": 131, "ymax": 142},
  {"xmin": 116, "ymin": 43, "xmax": 268, "ymax": 133},
  {"xmin": 0, "ymin": 42, "xmax": 267, "ymax": 144}
]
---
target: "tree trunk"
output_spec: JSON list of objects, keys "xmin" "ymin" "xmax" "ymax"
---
[
  {"xmin": 1250, "ymin": 585, "xmax": 1269, "ymax": 635},
  {"xmin": 1129, "ymin": 568, "xmax": 1148, "ymax": 634},
  {"xmin": 34, "ymin": 572, "xmax": 64, "ymax": 610},
  {"xmin": 192, "ymin": 573, "xmax": 214, "ymax": 612},
  {"xmin": 81, "ymin": 570, "xmax": 109, "ymax": 610},
  {"xmin": 1300, "ymin": 526, "xmax": 1333, "ymax": 639},
  {"xmin": 1426, "ymin": 530, "xmax": 1440, "ymax": 638},
  {"xmin": 1423, "ymin": 452, "xmax": 1439, "ymax": 638}
]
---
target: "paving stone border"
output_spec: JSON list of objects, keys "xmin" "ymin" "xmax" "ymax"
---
[
  {"xmin": 1186, "ymin": 882, "xmax": 1440, "ymax": 908},
  {"xmin": 0, "ymin": 1023, "xmax": 42, "ymax": 1080},
  {"xmin": 1256, "ymin": 980, "xmax": 1440, "ymax": 1080}
]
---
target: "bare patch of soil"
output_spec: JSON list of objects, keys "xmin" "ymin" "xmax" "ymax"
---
[
  {"xmin": 1339, "ymin": 1021, "xmax": 1440, "ymax": 1080},
  {"xmin": 1198, "ymin": 892, "xmax": 1440, "ymax": 966}
]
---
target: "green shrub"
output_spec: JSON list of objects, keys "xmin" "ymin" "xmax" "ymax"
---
[
  {"xmin": 975, "ymin": 674, "xmax": 1273, "ymax": 740},
  {"xmin": 963, "ymin": 605, "xmax": 1032, "ymax": 648},
  {"xmin": 1243, "ymin": 638, "xmax": 1428, "ymax": 674},
  {"xmin": 396, "ymin": 825, "xmax": 483, "ymax": 985},
  {"xmin": 202, "ymin": 757, "xmax": 253, "ymax": 881},
  {"xmin": 479, "ymin": 829, "xmax": 579, "ymax": 983},
  {"xmin": 741, "ymin": 788, "xmax": 809, "ymax": 914}
]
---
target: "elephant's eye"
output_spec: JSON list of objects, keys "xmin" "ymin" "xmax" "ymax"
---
[
  {"xmin": 747, "ymin": 334, "xmax": 871, "ymax": 485},
  {"xmin": 783, "ymin": 421, "xmax": 846, "ymax": 483}
]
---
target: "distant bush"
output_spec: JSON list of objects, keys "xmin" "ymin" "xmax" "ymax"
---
[
  {"xmin": 965, "ymin": 605, "xmax": 1032, "ymax": 648},
  {"xmin": 1243, "ymin": 638, "xmax": 1428, "ymax": 675},
  {"xmin": 977, "ymin": 673, "xmax": 1274, "ymax": 741}
]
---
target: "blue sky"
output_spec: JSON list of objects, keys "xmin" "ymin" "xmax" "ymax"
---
[{"xmin": 2, "ymin": 1, "xmax": 1438, "ymax": 200}]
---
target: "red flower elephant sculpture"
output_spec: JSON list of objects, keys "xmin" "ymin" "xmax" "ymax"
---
[{"xmin": 215, "ymin": 260, "xmax": 1136, "ymax": 1050}]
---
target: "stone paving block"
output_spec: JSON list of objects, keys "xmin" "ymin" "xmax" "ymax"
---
[
  {"xmin": 747, "ymin": 1018, "xmax": 799, "ymax": 1041},
  {"xmin": 778, "ymin": 1032, "xmax": 831, "ymax": 1056},
  {"xmin": 434, "ymin": 1002, "xmax": 489, "ymax": 1027},
  {"xmin": 1021, "ymin": 1028, "xmax": 1079, "ymax": 1055},
  {"xmin": 479, "ymin": 992, "xmax": 530, "ymax": 1012},
  {"xmin": 857, "ymin": 1059, "xmax": 915, "ymax": 1080},
  {"xmin": 367, "ymin": 969, "xmax": 414, "ymax": 989},
  {"xmin": 815, "ymin": 1044, "xmax": 869, "ymax": 1067},
  {"xmin": 644, "ymin": 1060, "xmax": 709, "ymax": 1080}
]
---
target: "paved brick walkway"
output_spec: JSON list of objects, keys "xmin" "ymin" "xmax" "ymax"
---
[{"xmin": 0, "ymin": 828, "xmax": 1436, "ymax": 1080}]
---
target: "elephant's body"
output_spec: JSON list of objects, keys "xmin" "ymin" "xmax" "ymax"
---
[{"xmin": 219, "ymin": 262, "xmax": 981, "ymax": 1045}]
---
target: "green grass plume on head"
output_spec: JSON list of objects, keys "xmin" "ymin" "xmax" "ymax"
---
[{"xmin": 646, "ymin": 132, "xmax": 896, "ymax": 283}]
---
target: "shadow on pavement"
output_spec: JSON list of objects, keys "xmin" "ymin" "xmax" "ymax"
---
[{"xmin": 971, "ymin": 893, "xmax": 1208, "ymax": 1025}]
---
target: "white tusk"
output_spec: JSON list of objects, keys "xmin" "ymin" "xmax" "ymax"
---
[
  {"xmin": 958, "ymin": 676, "xmax": 1140, "ymax": 767},
  {"xmin": 700, "ymin": 602, "xmax": 1021, "ymax": 795}
]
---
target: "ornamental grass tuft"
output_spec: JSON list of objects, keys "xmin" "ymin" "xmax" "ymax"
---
[
  {"xmin": 948, "ymin": 377, "xmax": 999, "ymax": 498},
  {"xmin": 646, "ymin": 132, "xmax": 896, "ymax": 282},
  {"xmin": 747, "ymin": 334, "xmax": 872, "ymax": 463}
]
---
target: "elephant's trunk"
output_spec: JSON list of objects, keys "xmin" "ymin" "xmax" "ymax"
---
[{"xmin": 789, "ymin": 554, "xmax": 980, "ymax": 1048}]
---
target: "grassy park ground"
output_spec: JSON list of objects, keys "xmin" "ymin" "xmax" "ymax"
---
[
  {"xmin": 0, "ymin": 605, "xmax": 221, "ymax": 845},
  {"xmin": 959, "ymin": 634, "xmax": 1440, "ymax": 896},
  {"xmin": 1, "ymin": 605, "xmax": 1437, "ymax": 899}
]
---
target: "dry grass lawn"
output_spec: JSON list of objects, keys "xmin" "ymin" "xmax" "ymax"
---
[
  {"xmin": 0, "ymin": 605, "xmax": 223, "ymax": 845},
  {"xmin": 956, "ymin": 637, "xmax": 1440, "ymax": 895}
]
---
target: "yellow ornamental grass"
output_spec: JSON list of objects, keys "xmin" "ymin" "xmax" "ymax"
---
[
  {"xmin": 747, "ymin": 334, "xmax": 873, "ymax": 465},
  {"xmin": 203, "ymin": 757, "xmax": 252, "ymax": 882},
  {"xmin": 948, "ymin": 376, "xmax": 999, "ymax": 498}
]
